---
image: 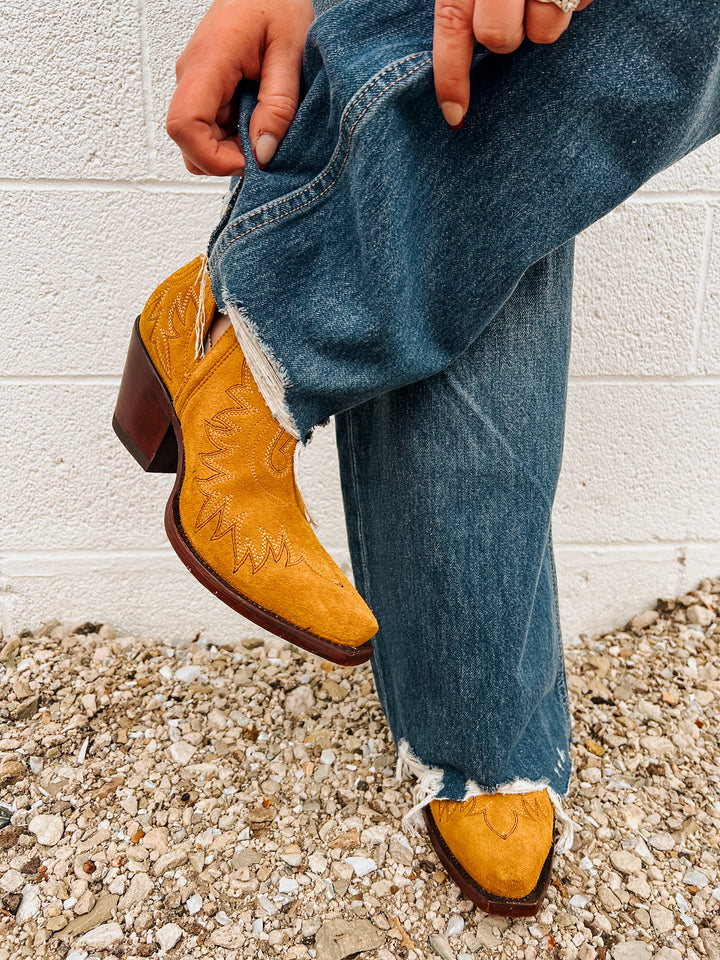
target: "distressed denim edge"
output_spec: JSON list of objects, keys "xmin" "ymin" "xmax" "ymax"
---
[{"xmin": 396, "ymin": 739, "xmax": 575, "ymax": 856}]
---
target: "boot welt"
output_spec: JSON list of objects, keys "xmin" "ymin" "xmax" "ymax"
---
[{"xmin": 422, "ymin": 803, "xmax": 554, "ymax": 917}]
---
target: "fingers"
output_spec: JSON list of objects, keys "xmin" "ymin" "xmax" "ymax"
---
[
  {"xmin": 433, "ymin": 0, "xmax": 476, "ymax": 128},
  {"xmin": 472, "ymin": 0, "xmax": 526, "ymax": 54},
  {"xmin": 167, "ymin": 69, "xmax": 246, "ymax": 177},
  {"xmin": 248, "ymin": 39, "xmax": 305, "ymax": 169},
  {"xmin": 525, "ymin": 0, "xmax": 571, "ymax": 44},
  {"xmin": 434, "ymin": 0, "xmax": 526, "ymax": 128}
]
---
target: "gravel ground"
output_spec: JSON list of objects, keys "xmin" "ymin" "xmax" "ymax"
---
[{"xmin": 1, "ymin": 578, "xmax": 720, "ymax": 960}]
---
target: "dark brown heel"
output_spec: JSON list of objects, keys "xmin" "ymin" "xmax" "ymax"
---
[{"xmin": 113, "ymin": 317, "xmax": 178, "ymax": 473}]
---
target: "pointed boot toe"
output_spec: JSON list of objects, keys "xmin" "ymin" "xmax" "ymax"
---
[
  {"xmin": 113, "ymin": 257, "xmax": 377, "ymax": 665},
  {"xmin": 424, "ymin": 789, "xmax": 555, "ymax": 917}
]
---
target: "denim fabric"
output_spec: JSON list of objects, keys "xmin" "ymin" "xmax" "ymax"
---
[
  {"xmin": 205, "ymin": 0, "xmax": 720, "ymax": 804},
  {"xmin": 336, "ymin": 243, "xmax": 575, "ymax": 799},
  {"xmin": 208, "ymin": 0, "xmax": 720, "ymax": 440}
]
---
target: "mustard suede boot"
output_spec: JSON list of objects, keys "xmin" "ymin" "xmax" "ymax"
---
[
  {"xmin": 423, "ymin": 790, "xmax": 555, "ymax": 916},
  {"xmin": 113, "ymin": 257, "xmax": 377, "ymax": 664}
]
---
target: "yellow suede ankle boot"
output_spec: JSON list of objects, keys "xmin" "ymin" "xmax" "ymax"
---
[
  {"xmin": 424, "ymin": 790, "xmax": 555, "ymax": 917},
  {"xmin": 113, "ymin": 257, "xmax": 377, "ymax": 664}
]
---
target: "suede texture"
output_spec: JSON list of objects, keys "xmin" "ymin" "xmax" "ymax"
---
[
  {"xmin": 429, "ymin": 790, "xmax": 554, "ymax": 899},
  {"xmin": 139, "ymin": 259, "xmax": 378, "ymax": 647},
  {"xmin": 139, "ymin": 257, "xmax": 215, "ymax": 397}
]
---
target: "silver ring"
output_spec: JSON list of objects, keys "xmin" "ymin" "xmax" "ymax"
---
[{"xmin": 534, "ymin": 0, "xmax": 582, "ymax": 12}]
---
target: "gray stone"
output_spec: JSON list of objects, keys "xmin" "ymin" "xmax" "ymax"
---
[
  {"xmin": 14, "ymin": 884, "xmax": 41, "ymax": 923},
  {"xmin": 700, "ymin": 928, "xmax": 720, "ymax": 960},
  {"xmin": 315, "ymin": 918, "xmax": 386, "ymax": 960},
  {"xmin": 429, "ymin": 933, "xmax": 456, "ymax": 960},
  {"xmin": 211, "ymin": 924, "xmax": 245, "ymax": 948},
  {"xmin": 285, "ymin": 684, "xmax": 316, "ymax": 716},
  {"xmin": 649, "ymin": 903, "xmax": 674, "ymax": 933},
  {"xmin": 119, "ymin": 872, "xmax": 154, "ymax": 910}
]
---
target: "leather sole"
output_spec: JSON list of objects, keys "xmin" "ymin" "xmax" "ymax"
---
[
  {"xmin": 113, "ymin": 318, "xmax": 374, "ymax": 667},
  {"xmin": 422, "ymin": 803, "xmax": 554, "ymax": 917}
]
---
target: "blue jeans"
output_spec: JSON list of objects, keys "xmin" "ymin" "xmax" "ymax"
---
[{"xmin": 207, "ymin": 0, "xmax": 720, "ymax": 822}]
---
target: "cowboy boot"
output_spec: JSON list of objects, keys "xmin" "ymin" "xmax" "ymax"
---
[
  {"xmin": 113, "ymin": 257, "xmax": 377, "ymax": 665},
  {"xmin": 423, "ymin": 790, "xmax": 555, "ymax": 917}
]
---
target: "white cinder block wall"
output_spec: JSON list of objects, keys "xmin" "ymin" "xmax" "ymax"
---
[{"xmin": 2, "ymin": 2, "xmax": 719, "ymax": 644}]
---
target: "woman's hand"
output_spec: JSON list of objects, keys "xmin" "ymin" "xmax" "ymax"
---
[
  {"xmin": 433, "ymin": 0, "xmax": 595, "ymax": 128},
  {"xmin": 166, "ymin": 0, "xmax": 315, "ymax": 176}
]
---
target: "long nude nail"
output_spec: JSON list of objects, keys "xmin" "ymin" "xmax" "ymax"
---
[
  {"xmin": 440, "ymin": 101, "xmax": 465, "ymax": 129},
  {"xmin": 254, "ymin": 133, "xmax": 279, "ymax": 168}
]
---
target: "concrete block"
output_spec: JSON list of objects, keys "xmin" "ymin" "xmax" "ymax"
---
[
  {"xmin": 0, "ymin": 552, "xmax": 273, "ymax": 645},
  {"xmin": 555, "ymin": 544, "xmax": 684, "ymax": 641},
  {"xmin": 641, "ymin": 135, "xmax": 720, "ymax": 193},
  {"xmin": 571, "ymin": 203, "xmax": 706, "ymax": 376},
  {"xmin": 143, "ymin": 0, "xmax": 224, "ymax": 183},
  {"xmin": 1, "ymin": 189, "xmax": 224, "ymax": 376},
  {"xmin": 0, "ymin": 384, "xmax": 172, "ymax": 552},
  {"xmin": 554, "ymin": 382, "xmax": 720, "ymax": 544},
  {"xmin": 696, "ymin": 205, "xmax": 720, "ymax": 374},
  {"xmin": 0, "ymin": 3, "xmax": 150, "ymax": 180}
]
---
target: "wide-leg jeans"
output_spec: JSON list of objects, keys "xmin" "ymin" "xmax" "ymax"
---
[{"xmin": 206, "ymin": 0, "xmax": 720, "ymax": 813}]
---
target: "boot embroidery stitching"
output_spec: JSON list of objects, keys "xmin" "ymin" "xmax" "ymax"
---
[
  {"xmin": 483, "ymin": 809, "xmax": 518, "ymax": 840},
  {"xmin": 148, "ymin": 285, "xmax": 200, "ymax": 382}
]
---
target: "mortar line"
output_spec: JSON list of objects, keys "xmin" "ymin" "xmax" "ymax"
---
[
  {"xmin": 3, "ymin": 373, "xmax": 720, "ymax": 387},
  {"xmin": 2, "ymin": 542, "xmax": 719, "ymax": 564},
  {"xmin": 0, "ymin": 178, "xmax": 225, "ymax": 194},
  {"xmin": 689, "ymin": 205, "xmax": 714, "ymax": 374},
  {"xmin": 629, "ymin": 189, "xmax": 720, "ymax": 203},
  {"xmin": 136, "ymin": 0, "xmax": 158, "ymax": 173}
]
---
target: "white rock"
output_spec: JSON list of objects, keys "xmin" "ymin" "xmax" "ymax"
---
[
  {"xmin": 284, "ymin": 684, "xmax": 316, "ymax": 716},
  {"xmin": 66, "ymin": 951, "xmax": 89, "ymax": 960},
  {"xmin": 610, "ymin": 850, "xmax": 642, "ymax": 875},
  {"xmin": 656, "ymin": 950, "xmax": 682, "ymax": 960},
  {"xmin": 389, "ymin": 834, "xmax": 414, "ymax": 867},
  {"xmin": 445, "ymin": 915, "xmax": 465, "ymax": 938},
  {"xmin": 570, "ymin": 894, "xmax": 590, "ymax": 910},
  {"xmin": 648, "ymin": 832, "xmax": 675, "ymax": 851},
  {"xmin": 211, "ymin": 924, "xmax": 245, "ymax": 948},
  {"xmin": 649, "ymin": 903, "xmax": 675, "ymax": 933},
  {"xmin": 185, "ymin": 893, "xmax": 203, "ymax": 914},
  {"xmin": 429, "ymin": 933, "xmax": 455, "ymax": 960},
  {"xmin": 119, "ymin": 872, "xmax": 154, "ymax": 910},
  {"xmin": 15, "ymin": 884, "xmax": 41, "ymax": 923},
  {"xmin": 611, "ymin": 942, "xmax": 653, "ymax": 960},
  {"xmin": 28, "ymin": 813, "xmax": 64, "ymax": 846},
  {"xmin": 686, "ymin": 604, "xmax": 713, "ymax": 626},
  {"xmin": 344, "ymin": 856, "xmax": 377, "ymax": 878},
  {"xmin": 278, "ymin": 877, "xmax": 299, "ymax": 895},
  {"xmin": 156, "ymin": 922, "xmax": 183, "ymax": 952},
  {"xmin": 320, "ymin": 749, "xmax": 336, "ymax": 765},
  {"xmin": 309, "ymin": 853, "xmax": 329, "ymax": 874},
  {"xmin": 252, "ymin": 919, "xmax": 264, "ymax": 934},
  {"xmin": 1, "ymin": 869, "xmax": 24, "ymax": 893},
  {"xmin": 76, "ymin": 922, "xmax": 124, "ymax": 950},
  {"xmin": 168, "ymin": 740, "xmax": 196, "ymax": 765},
  {"xmin": 174, "ymin": 665, "xmax": 205, "ymax": 683},
  {"xmin": 683, "ymin": 868, "xmax": 708, "ymax": 888}
]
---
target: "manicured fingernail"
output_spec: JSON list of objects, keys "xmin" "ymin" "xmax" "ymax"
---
[
  {"xmin": 254, "ymin": 133, "xmax": 279, "ymax": 168},
  {"xmin": 440, "ymin": 101, "xmax": 465, "ymax": 130}
]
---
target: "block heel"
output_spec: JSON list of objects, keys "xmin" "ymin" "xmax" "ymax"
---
[{"xmin": 112, "ymin": 317, "xmax": 178, "ymax": 473}]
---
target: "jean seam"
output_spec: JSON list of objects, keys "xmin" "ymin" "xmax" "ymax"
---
[
  {"xmin": 211, "ymin": 52, "xmax": 432, "ymax": 262},
  {"xmin": 547, "ymin": 526, "xmax": 570, "ymax": 716},
  {"xmin": 341, "ymin": 415, "xmax": 393, "ymax": 725}
]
